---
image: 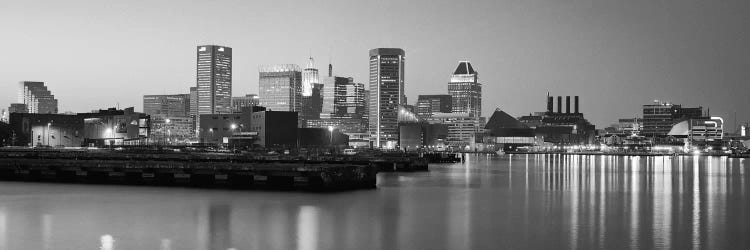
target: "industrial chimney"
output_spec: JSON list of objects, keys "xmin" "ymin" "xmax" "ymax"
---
[
  {"xmin": 574, "ymin": 96, "xmax": 579, "ymax": 114},
  {"xmin": 566, "ymin": 96, "xmax": 571, "ymax": 114},
  {"xmin": 557, "ymin": 96, "xmax": 562, "ymax": 113},
  {"xmin": 547, "ymin": 95, "xmax": 553, "ymax": 113}
]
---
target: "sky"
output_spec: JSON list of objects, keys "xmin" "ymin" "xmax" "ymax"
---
[{"xmin": 1, "ymin": 0, "xmax": 749, "ymax": 130}]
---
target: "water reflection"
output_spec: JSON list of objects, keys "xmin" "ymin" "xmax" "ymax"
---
[{"xmin": 0, "ymin": 155, "xmax": 747, "ymax": 249}]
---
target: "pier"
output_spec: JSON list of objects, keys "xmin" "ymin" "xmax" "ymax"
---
[{"xmin": 0, "ymin": 149, "xmax": 378, "ymax": 191}]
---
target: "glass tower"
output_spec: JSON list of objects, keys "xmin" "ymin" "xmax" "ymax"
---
[
  {"xmin": 448, "ymin": 61, "xmax": 481, "ymax": 117},
  {"xmin": 196, "ymin": 45, "xmax": 232, "ymax": 115},
  {"xmin": 368, "ymin": 48, "xmax": 405, "ymax": 148},
  {"xmin": 258, "ymin": 64, "xmax": 302, "ymax": 113}
]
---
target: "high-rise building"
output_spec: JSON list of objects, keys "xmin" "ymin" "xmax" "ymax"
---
[
  {"xmin": 300, "ymin": 85, "xmax": 322, "ymax": 122},
  {"xmin": 196, "ymin": 45, "xmax": 232, "ymax": 115},
  {"xmin": 189, "ymin": 87, "xmax": 198, "ymax": 134},
  {"xmin": 231, "ymin": 94, "xmax": 260, "ymax": 112},
  {"xmin": 416, "ymin": 95, "xmax": 452, "ymax": 118},
  {"xmin": 302, "ymin": 57, "xmax": 319, "ymax": 97},
  {"xmin": 335, "ymin": 80, "xmax": 366, "ymax": 119},
  {"xmin": 368, "ymin": 48, "xmax": 405, "ymax": 148},
  {"xmin": 319, "ymin": 76, "xmax": 350, "ymax": 119},
  {"xmin": 142, "ymin": 94, "xmax": 191, "ymax": 117},
  {"xmin": 258, "ymin": 64, "xmax": 302, "ymax": 113},
  {"xmin": 18, "ymin": 81, "xmax": 58, "ymax": 114},
  {"xmin": 448, "ymin": 61, "xmax": 482, "ymax": 117}
]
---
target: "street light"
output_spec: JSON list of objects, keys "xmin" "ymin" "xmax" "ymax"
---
[
  {"xmin": 328, "ymin": 126, "xmax": 334, "ymax": 146},
  {"xmin": 46, "ymin": 122, "xmax": 52, "ymax": 147}
]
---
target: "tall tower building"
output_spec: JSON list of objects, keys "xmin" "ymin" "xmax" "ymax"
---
[
  {"xmin": 448, "ymin": 61, "xmax": 482, "ymax": 117},
  {"xmin": 302, "ymin": 57, "xmax": 319, "ymax": 97},
  {"xmin": 18, "ymin": 81, "xmax": 58, "ymax": 114},
  {"xmin": 368, "ymin": 48, "xmax": 405, "ymax": 148},
  {"xmin": 196, "ymin": 45, "xmax": 232, "ymax": 115},
  {"xmin": 258, "ymin": 64, "xmax": 302, "ymax": 113}
]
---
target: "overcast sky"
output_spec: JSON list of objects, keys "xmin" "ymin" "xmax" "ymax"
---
[{"xmin": 1, "ymin": 0, "xmax": 749, "ymax": 129}]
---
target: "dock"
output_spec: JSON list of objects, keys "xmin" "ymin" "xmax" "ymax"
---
[{"xmin": 0, "ymin": 150, "xmax": 377, "ymax": 191}]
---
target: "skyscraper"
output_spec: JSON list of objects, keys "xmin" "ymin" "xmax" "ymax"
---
[
  {"xmin": 18, "ymin": 81, "xmax": 58, "ymax": 114},
  {"xmin": 196, "ymin": 45, "xmax": 232, "ymax": 115},
  {"xmin": 368, "ymin": 48, "xmax": 405, "ymax": 148},
  {"xmin": 448, "ymin": 61, "xmax": 482, "ymax": 117},
  {"xmin": 302, "ymin": 57, "xmax": 319, "ymax": 97},
  {"xmin": 258, "ymin": 64, "xmax": 302, "ymax": 113}
]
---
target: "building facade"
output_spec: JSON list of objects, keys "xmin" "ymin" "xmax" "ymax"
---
[
  {"xmin": 368, "ymin": 48, "xmax": 406, "ymax": 148},
  {"xmin": 425, "ymin": 112, "xmax": 483, "ymax": 149},
  {"xmin": 250, "ymin": 111, "xmax": 298, "ymax": 148},
  {"xmin": 448, "ymin": 61, "xmax": 481, "ymax": 117},
  {"xmin": 196, "ymin": 45, "xmax": 232, "ymax": 115},
  {"xmin": 231, "ymin": 94, "xmax": 259, "ymax": 112},
  {"xmin": 143, "ymin": 94, "xmax": 191, "ymax": 117},
  {"xmin": 78, "ymin": 107, "xmax": 151, "ymax": 146},
  {"xmin": 642, "ymin": 102, "xmax": 704, "ymax": 138},
  {"xmin": 18, "ymin": 81, "xmax": 58, "ymax": 114},
  {"xmin": 416, "ymin": 95, "xmax": 452, "ymax": 118},
  {"xmin": 258, "ymin": 64, "xmax": 302, "ymax": 113}
]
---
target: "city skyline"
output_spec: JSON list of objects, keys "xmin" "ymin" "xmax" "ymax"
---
[{"xmin": 2, "ymin": 0, "xmax": 749, "ymax": 129}]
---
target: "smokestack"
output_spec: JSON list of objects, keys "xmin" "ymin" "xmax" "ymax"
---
[
  {"xmin": 566, "ymin": 96, "xmax": 571, "ymax": 113},
  {"xmin": 328, "ymin": 64, "xmax": 332, "ymax": 77},
  {"xmin": 547, "ymin": 94, "xmax": 553, "ymax": 113},
  {"xmin": 557, "ymin": 96, "xmax": 562, "ymax": 113},
  {"xmin": 574, "ymin": 96, "xmax": 579, "ymax": 114}
]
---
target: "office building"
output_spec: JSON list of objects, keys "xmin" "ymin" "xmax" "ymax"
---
[
  {"xmin": 196, "ymin": 45, "xmax": 232, "ymax": 115},
  {"xmin": 231, "ymin": 94, "xmax": 259, "ymax": 112},
  {"xmin": 448, "ymin": 61, "xmax": 481, "ymax": 117},
  {"xmin": 143, "ymin": 94, "xmax": 191, "ymax": 117},
  {"xmin": 18, "ymin": 81, "xmax": 58, "ymax": 114},
  {"xmin": 368, "ymin": 48, "xmax": 405, "ymax": 148},
  {"xmin": 416, "ymin": 95, "xmax": 452, "ymax": 118},
  {"xmin": 642, "ymin": 101, "xmax": 704, "ymax": 138},
  {"xmin": 336, "ymin": 81, "xmax": 366, "ymax": 119},
  {"xmin": 258, "ymin": 64, "xmax": 302, "ymax": 113}
]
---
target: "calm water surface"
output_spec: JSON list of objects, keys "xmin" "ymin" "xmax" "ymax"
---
[{"xmin": 0, "ymin": 154, "xmax": 748, "ymax": 250}]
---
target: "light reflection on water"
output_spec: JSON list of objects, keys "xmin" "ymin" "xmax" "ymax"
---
[{"xmin": 0, "ymin": 154, "xmax": 747, "ymax": 249}]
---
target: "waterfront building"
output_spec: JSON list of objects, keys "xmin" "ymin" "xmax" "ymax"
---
[
  {"xmin": 306, "ymin": 118, "xmax": 368, "ymax": 134},
  {"xmin": 231, "ymin": 94, "xmax": 260, "ymax": 112},
  {"xmin": 518, "ymin": 94, "xmax": 596, "ymax": 145},
  {"xmin": 668, "ymin": 117, "xmax": 724, "ymax": 143},
  {"xmin": 18, "ymin": 81, "xmax": 58, "ymax": 114},
  {"xmin": 198, "ymin": 109, "xmax": 253, "ymax": 145},
  {"xmin": 150, "ymin": 115, "xmax": 194, "ymax": 144},
  {"xmin": 369, "ymin": 48, "xmax": 406, "ymax": 148},
  {"xmin": 416, "ymin": 95, "xmax": 452, "ymax": 118},
  {"xmin": 196, "ymin": 45, "xmax": 232, "ymax": 115},
  {"xmin": 425, "ymin": 112, "xmax": 483, "ymax": 149},
  {"xmin": 250, "ymin": 111, "xmax": 298, "ymax": 148},
  {"xmin": 298, "ymin": 128, "xmax": 348, "ymax": 147},
  {"xmin": 143, "ymin": 94, "xmax": 191, "ymax": 117},
  {"xmin": 448, "ymin": 61, "xmax": 481, "ymax": 117},
  {"xmin": 642, "ymin": 101, "xmax": 704, "ymax": 138},
  {"xmin": 258, "ymin": 64, "xmax": 302, "ymax": 113},
  {"xmin": 78, "ymin": 107, "xmax": 151, "ymax": 146},
  {"xmin": 8, "ymin": 113, "xmax": 83, "ymax": 147}
]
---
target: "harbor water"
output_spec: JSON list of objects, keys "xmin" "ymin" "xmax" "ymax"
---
[{"xmin": 0, "ymin": 154, "xmax": 748, "ymax": 249}]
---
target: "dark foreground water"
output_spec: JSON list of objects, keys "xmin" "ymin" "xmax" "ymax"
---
[{"xmin": 0, "ymin": 154, "xmax": 748, "ymax": 250}]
